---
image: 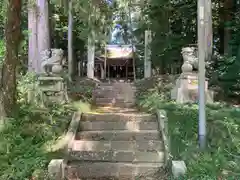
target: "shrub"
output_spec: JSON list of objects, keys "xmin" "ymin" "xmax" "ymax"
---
[{"xmin": 136, "ymin": 77, "xmax": 240, "ymax": 179}]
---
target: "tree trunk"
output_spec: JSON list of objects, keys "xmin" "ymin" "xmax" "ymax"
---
[
  {"xmin": 68, "ymin": 0, "xmax": 74, "ymax": 80},
  {"xmin": 144, "ymin": 30, "xmax": 152, "ymax": 78},
  {"xmin": 28, "ymin": 1, "xmax": 38, "ymax": 72},
  {"xmin": 205, "ymin": 0, "xmax": 213, "ymax": 61},
  {"xmin": 87, "ymin": 33, "xmax": 95, "ymax": 79},
  {"xmin": 1, "ymin": 0, "xmax": 22, "ymax": 117},
  {"xmin": 37, "ymin": 0, "xmax": 50, "ymax": 73},
  {"xmin": 224, "ymin": 0, "xmax": 233, "ymax": 55}
]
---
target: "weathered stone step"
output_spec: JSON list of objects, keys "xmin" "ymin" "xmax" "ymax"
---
[
  {"xmin": 93, "ymin": 91, "xmax": 118, "ymax": 98},
  {"xmin": 94, "ymin": 87, "xmax": 136, "ymax": 93},
  {"xmin": 65, "ymin": 162, "xmax": 163, "ymax": 179},
  {"xmin": 94, "ymin": 89, "xmax": 137, "ymax": 94},
  {"xmin": 95, "ymin": 86, "xmax": 116, "ymax": 91},
  {"xmin": 68, "ymin": 149, "xmax": 164, "ymax": 162},
  {"xmin": 95, "ymin": 96, "xmax": 135, "ymax": 100},
  {"xmin": 93, "ymin": 93, "xmax": 136, "ymax": 99},
  {"xmin": 95, "ymin": 102, "xmax": 135, "ymax": 108},
  {"xmin": 97, "ymin": 83, "xmax": 136, "ymax": 88},
  {"xmin": 95, "ymin": 98, "xmax": 128, "ymax": 103},
  {"xmin": 95, "ymin": 101, "xmax": 135, "ymax": 107},
  {"xmin": 71, "ymin": 140, "xmax": 163, "ymax": 152},
  {"xmin": 80, "ymin": 120, "xmax": 158, "ymax": 131},
  {"xmin": 82, "ymin": 113, "xmax": 156, "ymax": 122},
  {"xmin": 76, "ymin": 130, "xmax": 160, "ymax": 141}
]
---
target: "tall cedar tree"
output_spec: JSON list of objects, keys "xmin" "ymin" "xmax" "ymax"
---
[{"xmin": 1, "ymin": 0, "xmax": 22, "ymax": 116}]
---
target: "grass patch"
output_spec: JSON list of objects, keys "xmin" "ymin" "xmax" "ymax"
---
[
  {"xmin": 0, "ymin": 103, "xmax": 76, "ymax": 180},
  {"xmin": 72, "ymin": 100, "xmax": 92, "ymax": 113},
  {"xmin": 136, "ymin": 78, "xmax": 240, "ymax": 179}
]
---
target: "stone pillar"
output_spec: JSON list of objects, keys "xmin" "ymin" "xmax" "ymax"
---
[
  {"xmin": 87, "ymin": 33, "xmax": 95, "ymax": 79},
  {"xmin": 144, "ymin": 30, "xmax": 152, "ymax": 78},
  {"xmin": 37, "ymin": 0, "xmax": 50, "ymax": 73},
  {"xmin": 68, "ymin": 0, "xmax": 74, "ymax": 79},
  {"xmin": 28, "ymin": 2, "xmax": 38, "ymax": 72}
]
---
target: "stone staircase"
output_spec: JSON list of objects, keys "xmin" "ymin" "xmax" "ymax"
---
[
  {"xmin": 93, "ymin": 82, "xmax": 136, "ymax": 108},
  {"xmin": 64, "ymin": 109, "xmax": 166, "ymax": 179}
]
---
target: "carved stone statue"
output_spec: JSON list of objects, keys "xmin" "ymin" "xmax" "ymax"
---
[
  {"xmin": 170, "ymin": 46, "xmax": 214, "ymax": 103},
  {"xmin": 181, "ymin": 47, "xmax": 198, "ymax": 73},
  {"xmin": 40, "ymin": 49, "xmax": 65, "ymax": 75},
  {"xmin": 110, "ymin": 24, "xmax": 125, "ymax": 45}
]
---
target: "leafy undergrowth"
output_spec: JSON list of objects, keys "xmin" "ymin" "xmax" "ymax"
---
[
  {"xmin": 68, "ymin": 77, "xmax": 100, "ymax": 103},
  {"xmin": 0, "ymin": 103, "xmax": 76, "ymax": 180},
  {"xmin": 136, "ymin": 77, "xmax": 240, "ymax": 179}
]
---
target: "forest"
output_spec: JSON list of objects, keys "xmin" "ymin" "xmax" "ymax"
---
[{"xmin": 0, "ymin": 0, "xmax": 240, "ymax": 179}]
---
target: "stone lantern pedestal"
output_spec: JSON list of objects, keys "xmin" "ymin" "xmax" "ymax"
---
[
  {"xmin": 171, "ymin": 47, "xmax": 214, "ymax": 103},
  {"xmin": 37, "ymin": 49, "xmax": 68, "ymax": 105}
]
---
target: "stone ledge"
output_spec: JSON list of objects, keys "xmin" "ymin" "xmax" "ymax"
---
[
  {"xmin": 156, "ymin": 110, "xmax": 170, "ymax": 167},
  {"xmin": 66, "ymin": 111, "xmax": 82, "ymax": 151},
  {"xmin": 47, "ymin": 111, "xmax": 82, "ymax": 153}
]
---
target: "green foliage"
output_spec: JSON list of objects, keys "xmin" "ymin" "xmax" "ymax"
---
[
  {"xmin": 0, "ymin": 103, "xmax": 75, "ymax": 180},
  {"xmin": 0, "ymin": 40, "xmax": 5, "ymax": 66},
  {"xmin": 0, "ymin": 71, "xmax": 80, "ymax": 179},
  {"xmin": 17, "ymin": 72, "xmax": 43, "ymax": 105},
  {"xmin": 136, "ymin": 77, "xmax": 240, "ymax": 179},
  {"xmin": 0, "ymin": 0, "xmax": 7, "ymax": 39},
  {"xmin": 68, "ymin": 78, "xmax": 97, "ymax": 102},
  {"xmin": 210, "ymin": 9, "xmax": 240, "ymax": 100}
]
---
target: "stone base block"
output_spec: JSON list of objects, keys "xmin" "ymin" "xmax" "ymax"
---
[
  {"xmin": 172, "ymin": 160, "xmax": 187, "ymax": 178},
  {"xmin": 48, "ymin": 159, "xmax": 65, "ymax": 179},
  {"xmin": 171, "ymin": 73, "xmax": 214, "ymax": 103},
  {"xmin": 171, "ymin": 88, "xmax": 213, "ymax": 103}
]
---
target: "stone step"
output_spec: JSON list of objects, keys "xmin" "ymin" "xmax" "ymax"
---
[
  {"xmin": 95, "ymin": 96, "xmax": 135, "ymax": 100},
  {"xmin": 65, "ymin": 162, "xmax": 163, "ymax": 179},
  {"xmin": 95, "ymin": 86, "xmax": 116, "ymax": 91},
  {"xmin": 94, "ymin": 89, "xmax": 137, "ymax": 94},
  {"xmin": 97, "ymin": 83, "xmax": 136, "ymax": 88},
  {"xmin": 99, "ymin": 82, "xmax": 136, "ymax": 86},
  {"xmin": 94, "ymin": 98, "xmax": 135, "ymax": 102},
  {"xmin": 76, "ymin": 130, "xmax": 160, "ymax": 141},
  {"xmin": 80, "ymin": 120, "xmax": 158, "ymax": 131},
  {"xmin": 95, "ymin": 98, "xmax": 128, "ymax": 103},
  {"xmin": 94, "ymin": 90, "xmax": 114, "ymax": 95},
  {"xmin": 93, "ymin": 107, "xmax": 138, "ymax": 113},
  {"xmin": 95, "ymin": 99, "xmax": 135, "ymax": 103},
  {"xmin": 71, "ymin": 140, "xmax": 163, "ymax": 152},
  {"xmin": 95, "ymin": 101, "xmax": 135, "ymax": 106},
  {"xmin": 95, "ymin": 102, "xmax": 135, "ymax": 108},
  {"xmin": 94, "ymin": 86, "xmax": 136, "ymax": 92},
  {"xmin": 93, "ymin": 92, "xmax": 119, "ymax": 99},
  {"xmin": 68, "ymin": 149, "xmax": 164, "ymax": 163},
  {"xmin": 93, "ymin": 93, "xmax": 136, "ymax": 99},
  {"xmin": 82, "ymin": 113, "xmax": 156, "ymax": 122}
]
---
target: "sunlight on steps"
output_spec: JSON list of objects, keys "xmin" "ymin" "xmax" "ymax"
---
[{"xmin": 72, "ymin": 101, "xmax": 92, "ymax": 113}]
